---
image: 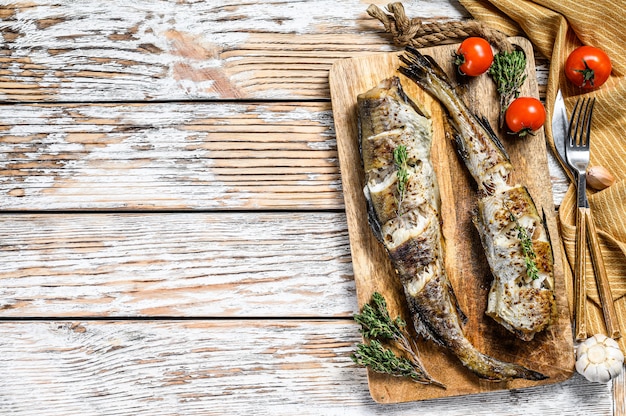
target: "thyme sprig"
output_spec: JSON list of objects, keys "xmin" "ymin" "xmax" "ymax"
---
[
  {"xmin": 393, "ymin": 145, "xmax": 410, "ymax": 215},
  {"xmin": 488, "ymin": 50, "xmax": 527, "ymax": 126},
  {"xmin": 351, "ymin": 292, "xmax": 445, "ymax": 388},
  {"xmin": 354, "ymin": 292, "xmax": 406, "ymax": 342},
  {"xmin": 508, "ymin": 211, "xmax": 539, "ymax": 280},
  {"xmin": 352, "ymin": 340, "xmax": 430, "ymax": 383}
]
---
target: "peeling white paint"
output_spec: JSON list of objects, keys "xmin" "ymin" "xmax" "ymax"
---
[
  {"xmin": 0, "ymin": 101, "xmax": 350, "ymax": 210},
  {"xmin": 0, "ymin": 212, "xmax": 355, "ymax": 316},
  {"xmin": 0, "ymin": 0, "xmax": 467, "ymax": 101},
  {"xmin": 0, "ymin": 320, "xmax": 614, "ymax": 415}
]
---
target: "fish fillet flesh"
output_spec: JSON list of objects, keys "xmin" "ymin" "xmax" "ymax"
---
[
  {"xmin": 358, "ymin": 76, "xmax": 546, "ymax": 381},
  {"xmin": 399, "ymin": 47, "xmax": 557, "ymax": 341}
]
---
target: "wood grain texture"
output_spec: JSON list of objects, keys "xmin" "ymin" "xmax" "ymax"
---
[
  {"xmin": 0, "ymin": 102, "xmax": 342, "ymax": 210},
  {"xmin": 330, "ymin": 38, "xmax": 574, "ymax": 402},
  {"xmin": 0, "ymin": 0, "xmax": 606, "ymax": 413},
  {"xmin": 0, "ymin": 0, "xmax": 467, "ymax": 102},
  {"xmin": 0, "ymin": 320, "xmax": 614, "ymax": 416},
  {"xmin": 615, "ymin": 368, "xmax": 626, "ymax": 416},
  {"xmin": 0, "ymin": 101, "xmax": 568, "ymax": 211},
  {"xmin": 0, "ymin": 212, "xmax": 356, "ymax": 317}
]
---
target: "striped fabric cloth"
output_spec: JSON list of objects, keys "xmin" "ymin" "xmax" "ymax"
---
[{"xmin": 459, "ymin": 0, "xmax": 626, "ymax": 352}]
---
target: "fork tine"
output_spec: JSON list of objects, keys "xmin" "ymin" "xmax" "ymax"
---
[
  {"xmin": 582, "ymin": 98, "xmax": 596, "ymax": 149},
  {"xmin": 569, "ymin": 98, "xmax": 595, "ymax": 147},
  {"xmin": 575, "ymin": 98, "xmax": 589, "ymax": 147},
  {"xmin": 567, "ymin": 99, "xmax": 581, "ymax": 147}
]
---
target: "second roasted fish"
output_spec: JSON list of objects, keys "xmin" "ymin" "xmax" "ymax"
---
[{"xmin": 399, "ymin": 47, "xmax": 557, "ymax": 341}]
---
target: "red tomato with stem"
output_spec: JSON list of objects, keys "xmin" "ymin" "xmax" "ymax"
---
[
  {"xmin": 565, "ymin": 46, "xmax": 612, "ymax": 89},
  {"xmin": 454, "ymin": 37, "xmax": 494, "ymax": 76},
  {"xmin": 505, "ymin": 97, "xmax": 546, "ymax": 137}
]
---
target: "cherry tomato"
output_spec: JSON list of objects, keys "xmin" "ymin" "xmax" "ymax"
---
[
  {"xmin": 454, "ymin": 37, "xmax": 494, "ymax": 76},
  {"xmin": 505, "ymin": 97, "xmax": 546, "ymax": 137},
  {"xmin": 565, "ymin": 46, "xmax": 612, "ymax": 89}
]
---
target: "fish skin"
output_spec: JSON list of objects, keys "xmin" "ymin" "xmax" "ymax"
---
[
  {"xmin": 399, "ymin": 47, "xmax": 556, "ymax": 341},
  {"xmin": 358, "ymin": 76, "xmax": 546, "ymax": 381}
]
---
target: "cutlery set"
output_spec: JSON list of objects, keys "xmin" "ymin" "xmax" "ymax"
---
[{"xmin": 552, "ymin": 91, "xmax": 621, "ymax": 341}]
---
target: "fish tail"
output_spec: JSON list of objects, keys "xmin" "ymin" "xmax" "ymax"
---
[
  {"xmin": 398, "ymin": 46, "xmax": 429, "ymax": 79},
  {"xmin": 458, "ymin": 345, "xmax": 548, "ymax": 381},
  {"xmin": 399, "ymin": 46, "xmax": 453, "ymax": 86}
]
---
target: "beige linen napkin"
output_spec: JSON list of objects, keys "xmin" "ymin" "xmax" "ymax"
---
[{"xmin": 460, "ymin": 0, "xmax": 626, "ymax": 352}]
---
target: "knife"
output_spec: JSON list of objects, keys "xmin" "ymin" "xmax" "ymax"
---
[{"xmin": 551, "ymin": 89, "xmax": 574, "ymax": 180}]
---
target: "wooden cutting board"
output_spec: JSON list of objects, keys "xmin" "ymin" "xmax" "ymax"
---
[{"xmin": 330, "ymin": 37, "xmax": 575, "ymax": 403}]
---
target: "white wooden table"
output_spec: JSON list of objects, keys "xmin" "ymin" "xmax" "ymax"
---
[{"xmin": 0, "ymin": 1, "xmax": 622, "ymax": 414}]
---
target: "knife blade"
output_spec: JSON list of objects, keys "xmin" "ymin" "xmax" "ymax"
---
[{"xmin": 551, "ymin": 89, "xmax": 574, "ymax": 179}]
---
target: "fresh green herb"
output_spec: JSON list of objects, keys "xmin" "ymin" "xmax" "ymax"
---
[
  {"xmin": 393, "ymin": 145, "xmax": 410, "ymax": 214},
  {"xmin": 488, "ymin": 50, "xmax": 527, "ymax": 126},
  {"xmin": 508, "ymin": 211, "xmax": 539, "ymax": 280},
  {"xmin": 351, "ymin": 292, "xmax": 445, "ymax": 388},
  {"xmin": 354, "ymin": 292, "xmax": 407, "ymax": 342},
  {"xmin": 352, "ymin": 340, "xmax": 433, "ymax": 383}
]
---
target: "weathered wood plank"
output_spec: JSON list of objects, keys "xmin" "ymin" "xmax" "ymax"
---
[
  {"xmin": 0, "ymin": 0, "xmax": 470, "ymax": 102},
  {"xmin": 613, "ymin": 371, "xmax": 624, "ymax": 416},
  {"xmin": 0, "ymin": 320, "xmax": 612, "ymax": 415},
  {"xmin": 0, "ymin": 101, "xmax": 343, "ymax": 210},
  {"xmin": 0, "ymin": 212, "xmax": 357, "ymax": 317},
  {"xmin": 0, "ymin": 102, "xmax": 568, "ymax": 211}
]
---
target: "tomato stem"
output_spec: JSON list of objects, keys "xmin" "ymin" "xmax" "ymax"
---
[
  {"xmin": 514, "ymin": 127, "xmax": 535, "ymax": 138},
  {"xmin": 453, "ymin": 52, "xmax": 466, "ymax": 75},
  {"xmin": 575, "ymin": 59, "xmax": 595, "ymax": 87},
  {"xmin": 453, "ymin": 52, "xmax": 465, "ymax": 66}
]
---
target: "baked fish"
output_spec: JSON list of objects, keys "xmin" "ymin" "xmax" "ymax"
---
[
  {"xmin": 399, "ymin": 47, "xmax": 557, "ymax": 341},
  {"xmin": 358, "ymin": 76, "xmax": 546, "ymax": 381}
]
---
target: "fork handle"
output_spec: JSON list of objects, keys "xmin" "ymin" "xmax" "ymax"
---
[
  {"xmin": 574, "ymin": 207, "xmax": 588, "ymax": 341},
  {"xmin": 585, "ymin": 210, "xmax": 622, "ymax": 339}
]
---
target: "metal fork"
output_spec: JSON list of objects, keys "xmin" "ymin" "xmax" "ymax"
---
[{"xmin": 565, "ymin": 98, "xmax": 621, "ymax": 340}]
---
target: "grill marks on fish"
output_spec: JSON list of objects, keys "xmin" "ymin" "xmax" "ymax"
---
[
  {"xmin": 357, "ymin": 77, "xmax": 546, "ymax": 381},
  {"xmin": 399, "ymin": 46, "xmax": 556, "ymax": 342}
]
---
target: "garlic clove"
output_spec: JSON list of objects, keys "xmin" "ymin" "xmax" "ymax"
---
[
  {"xmin": 575, "ymin": 356, "xmax": 589, "ymax": 374},
  {"xmin": 595, "ymin": 366, "xmax": 612, "ymax": 383},
  {"xmin": 608, "ymin": 363, "xmax": 622, "ymax": 379},
  {"xmin": 586, "ymin": 165, "xmax": 615, "ymax": 191},
  {"xmin": 606, "ymin": 347, "xmax": 624, "ymax": 361}
]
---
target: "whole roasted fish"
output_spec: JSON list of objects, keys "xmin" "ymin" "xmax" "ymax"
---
[
  {"xmin": 399, "ymin": 47, "xmax": 556, "ymax": 341},
  {"xmin": 358, "ymin": 76, "xmax": 546, "ymax": 381}
]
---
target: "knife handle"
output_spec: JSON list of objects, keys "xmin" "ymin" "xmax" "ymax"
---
[
  {"xmin": 574, "ymin": 207, "xmax": 588, "ymax": 341},
  {"xmin": 585, "ymin": 210, "xmax": 622, "ymax": 339}
]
